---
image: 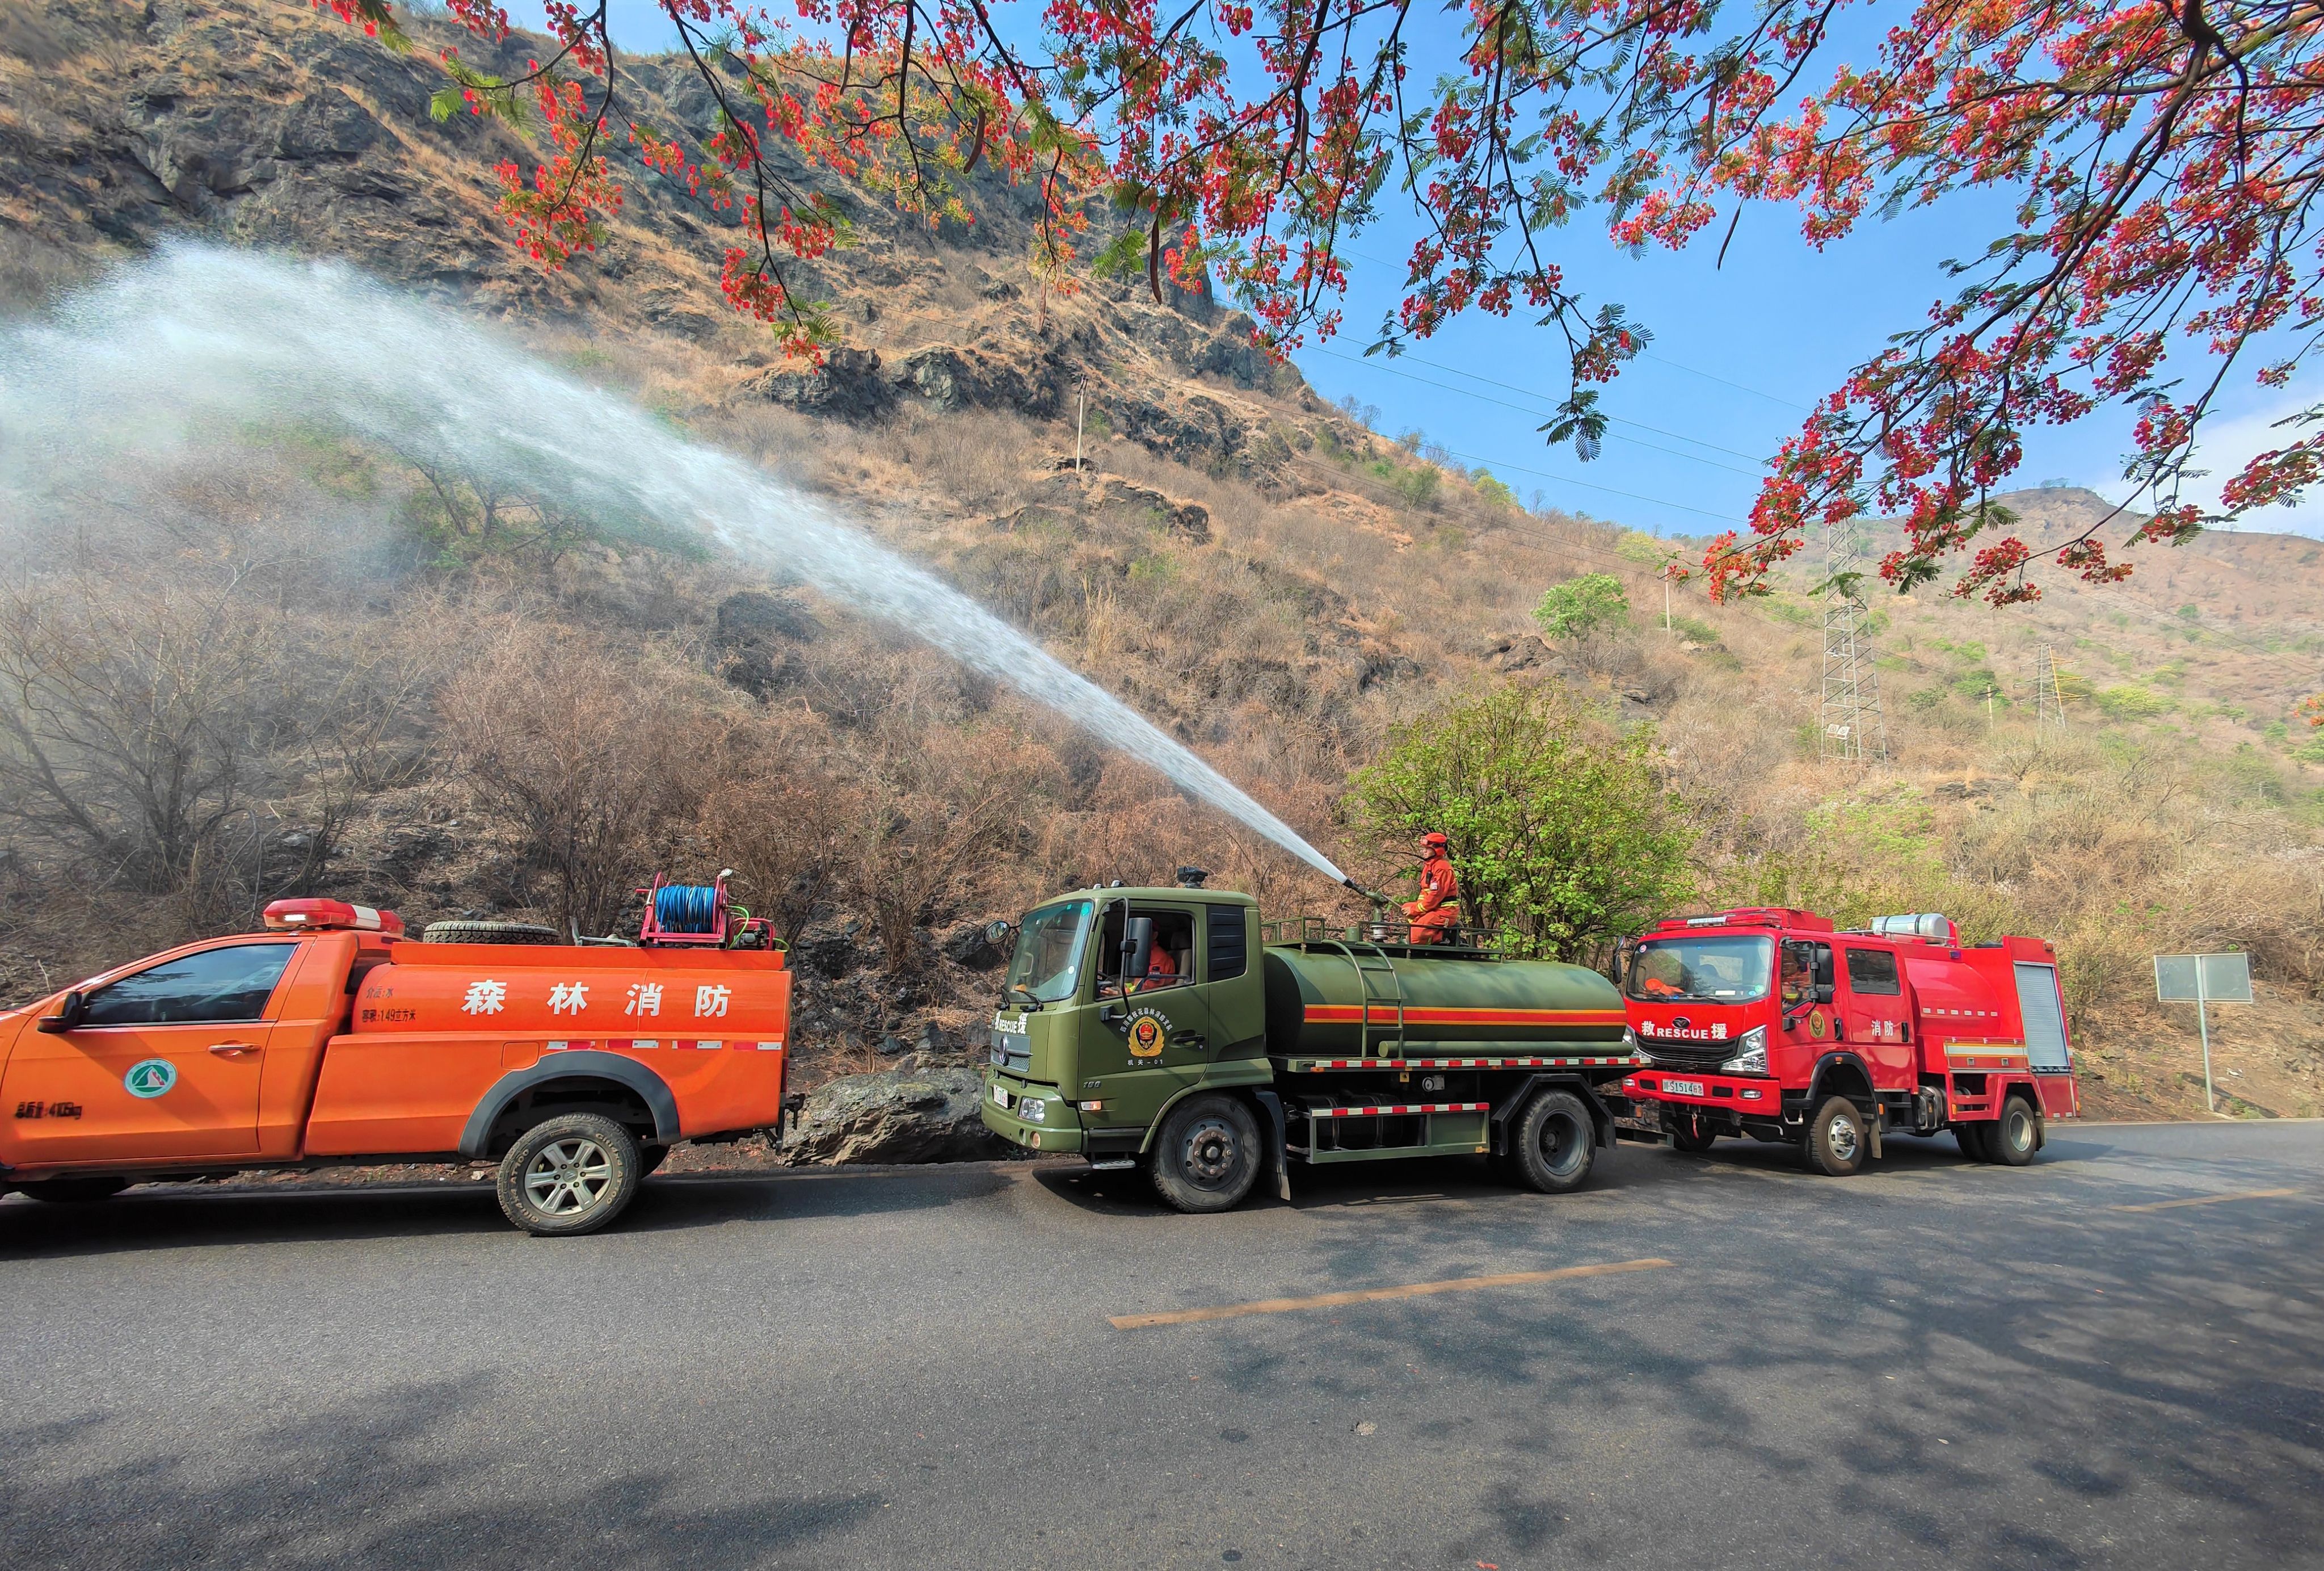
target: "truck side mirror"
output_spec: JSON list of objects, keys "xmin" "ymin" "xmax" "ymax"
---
[
  {"xmin": 983, "ymin": 918, "xmax": 1014, "ymax": 950},
  {"xmin": 36, "ymin": 990, "xmax": 85, "ymax": 1034},
  {"xmin": 1121, "ymin": 916, "xmax": 1155, "ymax": 992},
  {"xmin": 1814, "ymin": 982, "xmax": 1835, "ymax": 1005}
]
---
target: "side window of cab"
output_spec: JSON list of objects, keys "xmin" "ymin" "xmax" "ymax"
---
[
  {"xmin": 1096, "ymin": 905, "xmax": 1198, "ymax": 989},
  {"xmin": 1843, "ymin": 947, "xmax": 1901, "ymax": 996},
  {"xmin": 79, "ymin": 943, "xmax": 300, "ymax": 1027}
]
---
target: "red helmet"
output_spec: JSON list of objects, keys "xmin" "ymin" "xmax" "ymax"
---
[{"xmin": 1421, "ymin": 831, "xmax": 1449, "ymax": 848}]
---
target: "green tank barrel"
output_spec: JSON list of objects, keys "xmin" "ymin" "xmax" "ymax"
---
[{"xmin": 1261, "ymin": 940, "xmax": 1628, "ymax": 1058}]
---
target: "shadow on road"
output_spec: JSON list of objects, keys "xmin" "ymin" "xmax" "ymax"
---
[
  {"xmin": 0, "ymin": 1374, "xmax": 886, "ymax": 1571},
  {"xmin": 0, "ymin": 1161, "xmax": 1017, "ymax": 1258}
]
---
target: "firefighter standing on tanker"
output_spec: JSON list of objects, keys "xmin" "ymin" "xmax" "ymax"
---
[{"xmin": 1404, "ymin": 831, "xmax": 1460, "ymax": 944}]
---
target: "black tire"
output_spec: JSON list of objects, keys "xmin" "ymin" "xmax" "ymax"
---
[
  {"xmin": 17, "ymin": 1177, "xmax": 130, "ymax": 1203},
  {"xmin": 423, "ymin": 920, "xmax": 561, "ymax": 946},
  {"xmin": 495, "ymin": 1112, "xmax": 643, "ymax": 1236},
  {"xmin": 1511, "ymin": 1089, "xmax": 1597, "ymax": 1194},
  {"xmin": 1955, "ymin": 1123, "xmax": 1995, "ymax": 1162},
  {"xmin": 1804, "ymin": 1095, "xmax": 1869, "ymax": 1176},
  {"xmin": 1148, "ymin": 1094, "xmax": 1261, "ymax": 1213},
  {"xmin": 1990, "ymin": 1095, "xmax": 2039, "ymax": 1167},
  {"xmin": 1669, "ymin": 1113, "xmax": 1719, "ymax": 1153}
]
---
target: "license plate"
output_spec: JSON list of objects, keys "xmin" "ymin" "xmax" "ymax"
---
[
  {"xmin": 991, "ymin": 1083, "xmax": 1012, "ymax": 1108},
  {"xmin": 1662, "ymin": 1079, "xmax": 1706, "ymax": 1097}
]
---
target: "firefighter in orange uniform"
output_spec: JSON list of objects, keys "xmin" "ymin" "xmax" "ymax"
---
[
  {"xmin": 1134, "ymin": 944, "xmax": 1180, "ymax": 990},
  {"xmin": 1403, "ymin": 831, "xmax": 1461, "ymax": 945}
]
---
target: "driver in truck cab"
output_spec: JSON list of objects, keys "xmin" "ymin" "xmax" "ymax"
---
[
  {"xmin": 1404, "ymin": 831, "xmax": 1460, "ymax": 944},
  {"xmin": 1132, "ymin": 944, "xmax": 1181, "ymax": 989},
  {"xmin": 1780, "ymin": 943, "xmax": 1812, "ymax": 1007}
]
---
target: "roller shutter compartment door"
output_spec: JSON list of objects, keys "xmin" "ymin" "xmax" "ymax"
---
[{"xmin": 2014, "ymin": 963, "xmax": 2070, "ymax": 1072}]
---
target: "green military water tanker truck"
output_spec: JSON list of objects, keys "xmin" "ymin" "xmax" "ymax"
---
[{"xmin": 979, "ymin": 881, "xmax": 1643, "ymax": 1211}]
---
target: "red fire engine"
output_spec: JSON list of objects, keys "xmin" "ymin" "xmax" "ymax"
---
[{"xmin": 1618, "ymin": 908, "xmax": 2078, "ymax": 1175}]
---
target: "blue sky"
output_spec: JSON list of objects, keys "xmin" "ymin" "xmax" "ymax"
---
[{"xmin": 503, "ymin": 0, "xmax": 2324, "ymax": 545}]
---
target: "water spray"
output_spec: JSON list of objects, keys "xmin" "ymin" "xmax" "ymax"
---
[{"xmin": 0, "ymin": 246, "xmax": 1352, "ymax": 885}]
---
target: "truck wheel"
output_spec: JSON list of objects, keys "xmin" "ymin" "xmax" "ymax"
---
[
  {"xmin": 1670, "ymin": 1114, "xmax": 1718, "ymax": 1154},
  {"xmin": 1955, "ymin": 1124, "xmax": 1994, "ymax": 1162},
  {"xmin": 1512, "ymin": 1090, "xmax": 1596, "ymax": 1194},
  {"xmin": 1804, "ymin": 1096, "xmax": 1868, "ymax": 1176},
  {"xmin": 422, "ymin": 920, "xmax": 561, "ymax": 945},
  {"xmin": 16, "ymin": 1177, "xmax": 130, "ymax": 1203},
  {"xmin": 1990, "ymin": 1096, "xmax": 2039, "ymax": 1166},
  {"xmin": 1149, "ymin": 1094, "xmax": 1261, "ymax": 1213},
  {"xmin": 496, "ymin": 1113, "xmax": 643, "ymax": 1236}
]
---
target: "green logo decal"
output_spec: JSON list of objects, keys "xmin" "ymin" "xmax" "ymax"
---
[{"xmin": 124, "ymin": 1059, "xmax": 178, "ymax": 1099}]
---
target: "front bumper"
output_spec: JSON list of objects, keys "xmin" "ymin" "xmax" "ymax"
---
[
  {"xmin": 1622, "ymin": 1069, "xmax": 1781, "ymax": 1112},
  {"xmin": 980, "ymin": 1068, "xmax": 1084, "ymax": 1153}
]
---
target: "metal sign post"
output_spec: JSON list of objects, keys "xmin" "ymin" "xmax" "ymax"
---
[{"xmin": 2154, "ymin": 952, "xmax": 2255, "ymax": 1115}]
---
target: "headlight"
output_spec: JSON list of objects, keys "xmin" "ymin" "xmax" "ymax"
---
[
  {"xmin": 1721, "ymin": 1026, "xmax": 1768, "ymax": 1076},
  {"xmin": 1020, "ymin": 1098, "xmax": 1048, "ymax": 1123}
]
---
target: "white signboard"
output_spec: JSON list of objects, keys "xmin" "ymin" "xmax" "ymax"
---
[{"xmin": 2154, "ymin": 952, "xmax": 2254, "ymax": 1004}]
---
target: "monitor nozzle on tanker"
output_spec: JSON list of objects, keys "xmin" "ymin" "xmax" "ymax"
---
[{"xmin": 1341, "ymin": 876, "xmax": 1403, "ymax": 938}]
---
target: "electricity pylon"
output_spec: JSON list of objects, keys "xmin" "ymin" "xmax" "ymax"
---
[
  {"xmin": 2034, "ymin": 644, "xmax": 2068, "ymax": 730},
  {"xmin": 1820, "ymin": 520, "xmax": 1889, "ymax": 763}
]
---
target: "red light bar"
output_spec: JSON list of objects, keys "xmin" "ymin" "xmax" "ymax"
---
[{"xmin": 263, "ymin": 898, "xmax": 405, "ymax": 936}]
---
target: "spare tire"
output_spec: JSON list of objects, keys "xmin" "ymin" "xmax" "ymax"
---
[{"xmin": 422, "ymin": 920, "xmax": 562, "ymax": 945}]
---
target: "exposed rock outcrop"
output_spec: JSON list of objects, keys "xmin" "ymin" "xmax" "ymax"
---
[{"xmin": 782, "ymin": 1066, "xmax": 1010, "ymax": 1165}]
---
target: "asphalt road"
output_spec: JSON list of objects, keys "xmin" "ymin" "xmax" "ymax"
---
[{"xmin": 3, "ymin": 1121, "xmax": 2320, "ymax": 1571}]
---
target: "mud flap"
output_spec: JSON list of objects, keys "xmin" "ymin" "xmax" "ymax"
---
[
  {"xmin": 1868, "ymin": 1110, "xmax": 1884, "ymax": 1162},
  {"xmin": 1253, "ymin": 1090, "xmax": 1291, "ymax": 1203}
]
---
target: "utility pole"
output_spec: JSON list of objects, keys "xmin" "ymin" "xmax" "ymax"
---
[
  {"xmin": 2034, "ymin": 644, "xmax": 2067, "ymax": 730},
  {"xmin": 1819, "ymin": 520, "xmax": 1889, "ymax": 763},
  {"xmin": 1073, "ymin": 375, "xmax": 1087, "ymax": 473}
]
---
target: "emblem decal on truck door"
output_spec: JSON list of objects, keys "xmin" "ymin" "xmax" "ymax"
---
[
  {"xmin": 123, "ymin": 1059, "xmax": 178, "ymax": 1099},
  {"xmin": 1126, "ymin": 1010, "xmax": 1168, "ymax": 1058}
]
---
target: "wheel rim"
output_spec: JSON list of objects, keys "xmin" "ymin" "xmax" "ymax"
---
[
  {"xmin": 1828, "ymin": 1112, "xmax": 1860, "ymax": 1163},
  {"xmin": 1179, "ymin": 1118, "xmax": 1243, "ymax": 1189},
  {"xmin": 1538, "ymin": 1110, "xmax": 1586, "ymax": 1177},
  {"xmin": 525, "ymin": 1137, "xmax": 614, "ymax": 1215},
  {"xmin": 2006, "ymin": 1108, "xmax": 2033, "ymax": 1153}
]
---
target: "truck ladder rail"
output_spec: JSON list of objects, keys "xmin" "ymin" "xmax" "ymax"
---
[{"xmin": 1315, "ymin": 939, "xmax": 1407, "ymax": 1058}]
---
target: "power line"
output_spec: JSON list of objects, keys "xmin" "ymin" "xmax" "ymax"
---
[
  {"xmin": 1304, "ymin": 347, "xmax": 1767, "ymax": 479},
  {"xmin": 1329, "ymin": 244, "xmax": 1816, "ymax": 413},
  {"xmin": 1320, "ymin": 345, "xmax": 1777, "ymax": 466},
  {"xmin": 1639, "ymin": 351, "xmax": 1813, "ymax": 411},
  {"xmin": 1437, "ymin": 446, "xmax": 1748, "ymax": 523}
]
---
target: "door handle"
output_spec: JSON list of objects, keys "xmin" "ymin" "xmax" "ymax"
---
[
  {"xmin": 1169, "ymin": 1031, "xmax": 1206, "ymax": 1048},
  {"xmin": 208, "ymin": 1041, "xmax": 260, "ymax": 1057}
]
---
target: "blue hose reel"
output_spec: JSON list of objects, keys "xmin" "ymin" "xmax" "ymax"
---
[{"xmin": 652, "ymin": 883, "xmax": 722, "ymax": 936}]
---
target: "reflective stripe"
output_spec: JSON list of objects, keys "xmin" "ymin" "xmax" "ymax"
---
[{"xmin": 1306, "ymin": 1102, "xmax": 1490, "ymax": 1118}]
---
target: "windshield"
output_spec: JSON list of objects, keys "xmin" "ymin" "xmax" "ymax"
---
[
  {"xmin": 1006, "ymin": 900, "xmax": 1094, "ymax": 1004},
  {"xmin": 1626, "ymin": 935, "xmax": 1774, "ymax": 1003}
]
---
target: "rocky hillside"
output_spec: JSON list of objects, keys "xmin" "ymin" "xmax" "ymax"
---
[{"xmin": 3, "ymin": 0, "xmax": 2322, "ymax": 1137}]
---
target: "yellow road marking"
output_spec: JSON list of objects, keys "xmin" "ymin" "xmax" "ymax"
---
[
  {"xmin": 1109, "ymin": 1257, "xmax": 1672, "ymax": 1329},
  {"xmin": 2112, "ymin": 1187, "xmax": 2301, "ymax": 1213}
]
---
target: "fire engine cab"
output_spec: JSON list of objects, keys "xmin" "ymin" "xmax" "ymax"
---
[{"xmin": 1618, "ymin": 908, "xmax": 2078, "ymax": 1175}]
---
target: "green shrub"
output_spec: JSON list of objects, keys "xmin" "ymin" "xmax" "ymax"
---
[
  {"xmin": 1534, "ymin": 573, "xmax": 1630, "ymax": 642},
  {"xmin": 1346, "ymin": 686, "xmax": 1695, "ymax": 964},
  {"xmin": 2097, "ymin": 684, "xmax": 2173, "ymax": 720}
]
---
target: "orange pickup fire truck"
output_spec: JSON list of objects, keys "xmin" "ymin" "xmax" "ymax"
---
[
  {"xmin": 0, "ymin": 886, "xmax": 791, "ymax": 1234},
  {"xmin": 1619, "ymin": 908, "xmax": 2078, "ymax": 1174}
]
